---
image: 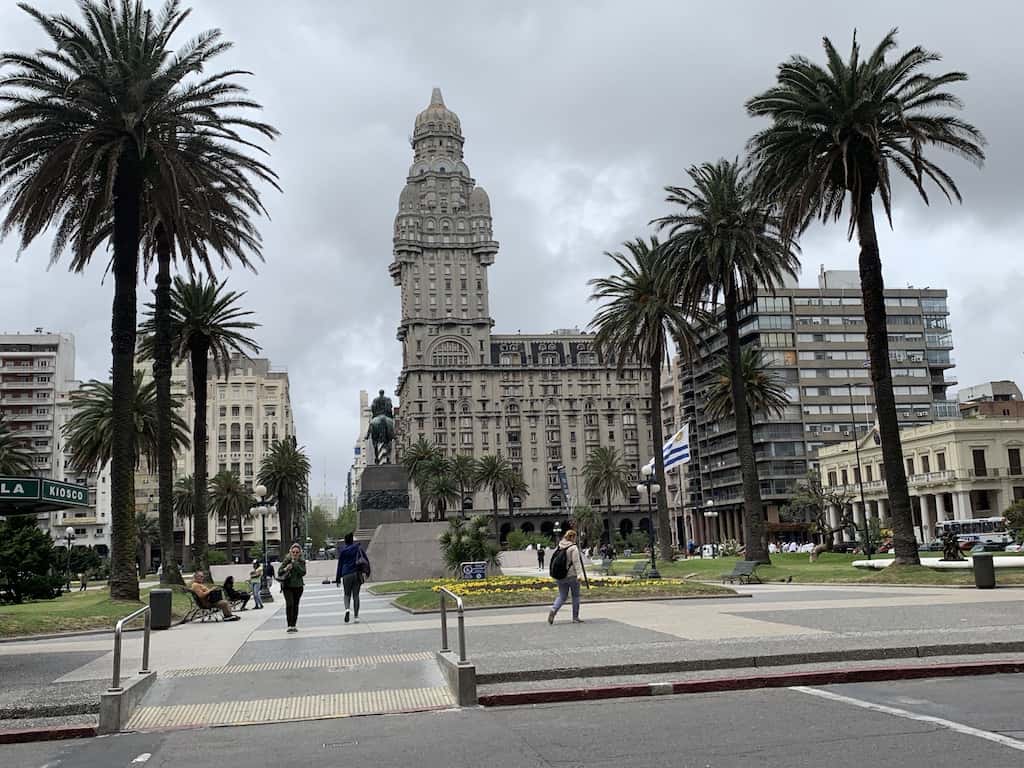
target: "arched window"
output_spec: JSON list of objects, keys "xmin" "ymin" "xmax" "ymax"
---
[
  {"xmin": 431, "ymin": 339, "xmax": 470, "ymax": 367},
  {"xmin": 271, "ymin": 423, "xmax": 278, "ymax": 439},
  {"xmin": 508, "ymin": 402, "xmax": 519, "ymax": 413}
]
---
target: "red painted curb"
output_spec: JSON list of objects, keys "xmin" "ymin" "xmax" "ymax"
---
[
  {"xmin": 477, "ymin": 659, "xmax": 1024, "ymax": 707},
  {"xmin": 0, "ymin": 725, "xmax": 97, "ymax": 744}
]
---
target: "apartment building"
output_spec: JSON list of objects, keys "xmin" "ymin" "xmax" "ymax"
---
[
  {"xmin": 958, "ymin": 380, "xmax": 1024, "ymax": 419},
  {"xmin": 677, "ymin": 268, "xmax": 957, "ymax": 546}
]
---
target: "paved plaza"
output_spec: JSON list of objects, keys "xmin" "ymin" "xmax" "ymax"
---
[{"xmin": 2, "ymin": 580, "xmax": 1024, "ymax": 736}]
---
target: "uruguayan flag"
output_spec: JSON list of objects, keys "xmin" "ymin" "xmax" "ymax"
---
[{"xmin": 643, "ymin": 424, "xmax": 691, "ymax": 474}]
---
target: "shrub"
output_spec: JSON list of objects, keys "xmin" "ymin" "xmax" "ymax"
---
[
  {"xmin": 206, "ymin": 550, "xmax": 229, "ymax": 566},
  {"xmin": 506, "ymin": 531, "xmax": 551, "ymax": 551},
  {"xmin": 439, "ymin": 515, "xmax": 499, "ymax": 573},
  {"xmin": 719, "ymin": 538, "xmax": 742, "ymax": 557},
  {"xmin": 0, "ymin": 516, "xmax": 61, "ymax": 603}
]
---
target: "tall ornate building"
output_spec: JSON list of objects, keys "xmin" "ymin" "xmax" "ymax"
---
[{"xmin": 390, "ymin": 89, "xmax": 655, "ymax": 542}]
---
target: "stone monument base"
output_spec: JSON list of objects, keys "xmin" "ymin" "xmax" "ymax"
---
[
  {"xmin": 365, "ymin": 523, "xmax": 449, "ymax": 582},
  {"xmin": 357, "ymin": 464, "xmax": 411, "ymax": 530}
]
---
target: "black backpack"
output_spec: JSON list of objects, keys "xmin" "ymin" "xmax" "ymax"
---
[{"xmin": 549, "ymin": 547, "xmax": 570, "ymax": 580}]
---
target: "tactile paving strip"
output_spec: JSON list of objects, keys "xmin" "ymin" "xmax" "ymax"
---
[
  {"xmin": 161, "ymin": 651, "xmax": 434, "ymax": 678},
  {"xmin": 126, "ymin": 686, "xmax": 454, "ymax": 730}
]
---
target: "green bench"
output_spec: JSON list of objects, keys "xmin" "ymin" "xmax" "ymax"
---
[
  {"xmin": 630, "ymin": 562, "xmax": 650, "ymax": 580},
  {"xmin": 720, "ymin": 561, "xmax": 762, "ymax": 585}
]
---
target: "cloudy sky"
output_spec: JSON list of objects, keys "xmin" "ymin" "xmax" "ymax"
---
[{"xmin": 2, "ymin": 1, "xmax": 1021, "ymax": 501}]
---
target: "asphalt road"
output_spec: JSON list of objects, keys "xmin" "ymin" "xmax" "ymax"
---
[{"xmin": 7, "ymin": 674, "xmax": 1023, "ymax": 768}]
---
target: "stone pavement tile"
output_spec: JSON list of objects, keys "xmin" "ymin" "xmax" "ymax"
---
[{"xmin": 750, "ymin": 603, "xmax": 1024, "ymax": 633}]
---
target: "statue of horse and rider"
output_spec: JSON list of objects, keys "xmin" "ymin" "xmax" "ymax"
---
[{"xmin": 367, "ymin": 389, "xmax": 396, "ymax": 465}]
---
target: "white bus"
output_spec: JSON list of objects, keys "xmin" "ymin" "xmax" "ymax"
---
[{"xmin": 939, "ymin": 517, "xmax": 1011, "ymax": 547}]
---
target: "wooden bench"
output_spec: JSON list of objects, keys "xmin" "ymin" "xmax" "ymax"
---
[
  {"xmin": 629, "ymin": 562, "xmax": 650, "ymax": 580},
  {"xmin": 720, "ymin": 561, "xmax": 762, "ymax": 585},
  {"xmin": 180, "ymin": 588, "xmax": 223, "ymax": 623}
]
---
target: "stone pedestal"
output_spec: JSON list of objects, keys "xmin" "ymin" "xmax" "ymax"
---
[{"xmin": 357, "ymin": 464, "xmax": 411, "ymax": 529}]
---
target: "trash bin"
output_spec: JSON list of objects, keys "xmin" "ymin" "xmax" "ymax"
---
[
  {"xmin": 149, "ymin": 588, "xmax": 173, "ymax": 630},
  {"xmin": 972, "ymin": 553, "xmax": 995, "ymax": 589}
]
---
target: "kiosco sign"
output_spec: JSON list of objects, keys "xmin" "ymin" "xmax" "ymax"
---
[{"xmin": 0, "ymin": 477, "xmax": 89, "ymax": 507}]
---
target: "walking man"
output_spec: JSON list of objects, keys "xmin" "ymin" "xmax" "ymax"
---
[
  {"xmin": 537, "ymin": 545, "xmax": 545, "ymax": 571},
  {"xmin": 547, "ymin": 529, "xmax": 586, "ymax": 624},
  {"xmin": 335, "ymin": 533, "xmax": 370, "ymax": 623}
]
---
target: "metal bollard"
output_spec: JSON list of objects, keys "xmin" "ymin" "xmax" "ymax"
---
[{"xmin": 440, "ymin": 592, "xmax": 449, "ymax": 652}]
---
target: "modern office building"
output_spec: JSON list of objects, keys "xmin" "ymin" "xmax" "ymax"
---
[
  {"xmin": 818, "ymin": 418, "xmax": 1024, "ymax": 542},
  {"xmin": 389, "ymin": 89, "xmax": 655, "ymax": 542},
  {"xmin": 676, "ymin": 268, "xmax": 957, "ymax": 546}
]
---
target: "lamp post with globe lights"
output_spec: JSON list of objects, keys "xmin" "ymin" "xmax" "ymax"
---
[
  {"xmin": 252, "ymin": 485, "xmax": 274, "ymax": 603},
  {"xmin": 703, "ymin": 499, "xmax": 719, "ymax": 558},
  {"xmin": 636, "ymin": 465, "xmax": 661, "ymax": 579},
  {"xmin": 64, "ymin": 526, "xmax": 76, "ymax": 592}
]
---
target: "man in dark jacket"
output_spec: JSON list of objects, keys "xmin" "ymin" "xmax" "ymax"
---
[{"xmin": 334, "ymin": 533, "xmax": 369, "ymax": 624}]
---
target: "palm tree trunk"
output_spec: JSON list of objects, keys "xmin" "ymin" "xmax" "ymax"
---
[
  {"xmin": 492, "ymin": 486, "xmax": 499, "ymax": 541},
  {"xmin": 237, "ymin": 512, "xmax": 245, "ymax": 562},
  {"xmin": 650, "ymin": 345, "xmax": 673, "ymax": 562},
  {"xmin": 153, "ymin": 225, "xmax": 183, "ymax": 587},
  {"xmin": 606, "ymin": 495, "xmax": 614, "ymax": 549},
  {"xmin": 224, "ymin": 509, "xmax": 232, "ymax": 566},
  {"xmin": 109, "ymin": 153, "xmax": 143, "ymax": 602},
  {"xmin": 856, "ymin": 193, "xmax": 920, "ymax": 566},
  {"xmin": 191, "ymin": 340, "xmax": 211, "ymax": 575},
  {"xmin": 725, "ymin": 286, "xmax": 770, "ymax": 563}
]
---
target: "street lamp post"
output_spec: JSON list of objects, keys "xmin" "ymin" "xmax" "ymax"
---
[
  {"xmin": 636, "ymin": 465, "xmax": 661, "ymax": 579},
  {"xmin": 64, "ymin": 526, "xmax": 76, "ymax": 593},
  {"xmin": 553, "ymin": 520, "xmax": 562, "ymax": 544},
  {"xmin": 703, "ymin": 499, "xmax": 718, "ymax": 558},
  {"xmin": 253, "ymin": 485, "xmax": 274, "ymax": 603},
  {"xmin": 845, "ymin": 383, "xmax": 872, "ymax": 560}
]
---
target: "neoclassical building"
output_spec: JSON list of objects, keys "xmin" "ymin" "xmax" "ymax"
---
[
  {"xmin": 818, "ymin": 418, "xmax": 1024, "ymax": 542},
  {"xmin": 389, "ymin": 89, "xmax": 656, "ymax": 542}
]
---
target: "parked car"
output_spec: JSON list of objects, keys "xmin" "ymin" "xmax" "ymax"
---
[
  {"xmin": 1005, "ymin": 543, "xmax": 1023, "ymax": 553},
  {"xmin": 918, "ymin": 540, "xmax": 943, "ymax": 552},
  {"xmin": 970, "ymin": 542, "xmax": 1006, "ymax": 553},
  {"xmin": 831, "ymin": 541, "xmax": 858, "ymax": 554}
]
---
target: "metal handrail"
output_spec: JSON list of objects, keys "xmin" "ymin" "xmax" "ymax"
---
[
  {"xmin": 109, "ymin": 605, "xmax": 151, "ymax": 692},
  {"xmin": 439, "ymin": 587, "xmax": 467, "ymax": 663}
]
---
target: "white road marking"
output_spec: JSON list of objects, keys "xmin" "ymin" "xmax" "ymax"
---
[
  {"xmin": 791, "ymin": 686, "xmax": 1024, "ymax": 753},
  {"xmin": 130, "ymin": 754, "xmax": 152, "ymax": 764}
]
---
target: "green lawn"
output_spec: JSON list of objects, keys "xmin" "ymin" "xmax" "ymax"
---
[
  {"xmin": 0, "ymin": 585, "xmax": 192, "ymax": 639},
  {"xmin": 611, "ymin": 552, "xmax": 1024, "ymax": 586},
  {"xmin": 388, "ymin": 578, "xmax": 734, "ymax": 612}
]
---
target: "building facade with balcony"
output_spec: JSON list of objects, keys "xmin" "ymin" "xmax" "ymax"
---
[
  {"xmin": 390, "ymin": 90, "xmax": 655, "ymax": 543},
  {"xmin": 676, "ymin": 269, "xmax": 957, "ymax": 547},
  {"xmin": 817, "ymin": 418, "xmax": 1024, "ymax": 543}
]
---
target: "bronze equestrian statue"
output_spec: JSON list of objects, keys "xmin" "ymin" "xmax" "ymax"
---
[{"xmin": 367, "ymin": 389, "xmax": 396, "ymax": 465}]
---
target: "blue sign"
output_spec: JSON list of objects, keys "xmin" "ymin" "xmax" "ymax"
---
[{"xmin": 460, "ymin": 561, "xmax": 487, "ymax": 580}]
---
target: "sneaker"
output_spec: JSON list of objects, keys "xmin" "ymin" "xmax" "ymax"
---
[
  {"xmin": 572, "ymin": 618, "xmax": 585, "ymax": 623},
  {"xmin": 286, "ymin": 626, "xmax": 296, "ymax": 633},
  {"xmin": 353, "ymin": 617, "xmax": 359, "ymax": 624},
  {"xmin": 225, "ymin": 615, "xmax": 240, "ymax": 622},
  {"xmin": 547, "ymin": 610, "xmax": 555, "ymax": 625},
  {"xmin": 344, "ymin": 610, "xmax": 350, "ymax": 624}
]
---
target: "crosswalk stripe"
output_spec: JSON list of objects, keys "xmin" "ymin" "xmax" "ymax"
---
[{"xmin": 161, "ymin": 651, "xmax": 434, "ymax": 678}]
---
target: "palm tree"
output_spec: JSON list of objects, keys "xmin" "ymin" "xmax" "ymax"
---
[
  {"xmin": 588, "ymin": 237, "xmax": 701, "ymax": 560},
  {"xmin": 501, "ymin": 470, "xmax": 529, "ymax": 518},
  {"xmin": 450, "ymin": 453, "xmax": 479, "ymax": 520},
  {"xmin": 173, "ymin": 475, "xmax": 196, "ymax": 570},
  {"xmin": 257, "ymin": 436, "xmax": 310, "ymax": 553},
  {"xmin": 475, "ymin": 454, "xmax": 513, "ymax": 539},
  {"xmin": 746, "ymin": 30, "xmax": 984, "ymax": 565},
  {"xmin": 135, "ymin": 510, "xmax": 159, "ymax": 576},
  {"xmin": 705, "ymin": 347, "xmax": 790, "ymax": 424},
  {"xmin": 583, "ymin": 446, "xmax": 631, "ymax": 548},
  {"xmin": 0, "ymin": 1, "xmax": 277, "ymax": 600},
  {"xmin": 425, "ymin": 469, "xmax": 460, "ymax": 522},
  {"xmin": 209, "ymin": 470, "xmax": 250, "ymax": 563},
  {"xmin": 571, "ymin": 504, "xmax": 602, "ymax": 552},
  {"xmin": 161, "ymin": 276, "xmax": 260, "ymax": 574},
  {"xmin": 655, "ymin": 160, "xmax": 799, "ymax": 563},
  {"xmin": 402, "ymin": 438, "xmax": 444, "ymax": 521},
  {"xmin": 63, "ymin": 373, "xmax": 190, "ymax": 474},
  {"xmin": 0, "ymin": 416, "xmax": 34, "ymax": 475}
]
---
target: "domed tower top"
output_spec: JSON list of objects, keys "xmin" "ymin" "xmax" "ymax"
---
[{"xmin": 412, "ymin": 88, "xmax": 464, "ymax": 161}]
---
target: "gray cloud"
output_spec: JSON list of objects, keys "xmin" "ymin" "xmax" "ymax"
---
[{"xmin": 2, "ymin": 0, "xmax": 1021, "ymax": 499}]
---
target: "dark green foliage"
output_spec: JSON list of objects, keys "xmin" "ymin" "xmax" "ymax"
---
[
  {"xmin": 0, "ymin": 415, "xmax": 34, "ymax": 475},
  {"xmin": 438, "ymin": 516, "xmax": 500, "ymax": 573},
  {"xmin": 704, "ymin": 347, "xmax": 790, "ymax": 422},
  {"xmin": 0, "ymin": 516, "xmax": 61, "ymax": 603}
]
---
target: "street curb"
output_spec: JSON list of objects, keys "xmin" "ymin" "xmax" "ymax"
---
[
  {"xmin": 476, "ymin": 640, "xmax": 1024, "ymax": 684},
  {"xmin": 0, "ymin": 724, "xmax": 97, "ymax": 744},
  {"xmin": 390, "ymin": 592, "xmax": 750, "ymax": 615},
  {"xmin": 477, "ymin": 659, "xmax": 1024, "ymax": 707}
]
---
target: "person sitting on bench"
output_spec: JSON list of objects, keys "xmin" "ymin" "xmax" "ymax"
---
[
  {"xmin": 190, "ymin": 571, "xmax": 239, "ymax": 621},
  {"xmin": 222, "ymin": 575, "xmax": 251, "ymax": 610}
]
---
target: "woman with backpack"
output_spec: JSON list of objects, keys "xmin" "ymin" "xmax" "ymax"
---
[
  {"xmin": 548, "ymin": 529, "xmax": 586, "ymax": 624},
  {"xmin": 334, "ymin": 532, "xmax": 370, "ymax": 624}
]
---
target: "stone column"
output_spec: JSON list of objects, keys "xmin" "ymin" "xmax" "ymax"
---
[
  {"xmin": 877, "ymin": 498, "xmax": 889, "ymax": 527},
  {"xmin": 853, "ymin": 501, "xmax": 866, "ymax": 533},
  {"xmin": 935, "ymin": 493, "xmax": 949, "ymax": 522},
  {"xmin": 920, "ymin": 495, "xmax": 935, "ymax": 542},
  {"xmin": 828, "ymin": 504, "xmax": 840, "ymax": 536}
]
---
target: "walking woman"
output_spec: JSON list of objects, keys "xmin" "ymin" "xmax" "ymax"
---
[
  {"xmin": 548, "ymin": 529, "xmax": 586, "ymax": 624},
  {"xmin": 249, "ymin": 560, "xmax": 264, "ymax": 609},
  {"xmin": 279, "ymin": 543, "xmax": 306, "ymax": 633},
  {"xmin": 334, "ymin": 533, "xmax": 370, "ymax": 624}
]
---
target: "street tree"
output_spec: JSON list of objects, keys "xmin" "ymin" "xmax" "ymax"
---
[
  {"xmin": 0, "ymin": 0, "xmax": 275, "ymax": 600},
  {"xmin": 0, "ymin": 415, "xmax": 33, "ymax": 475},
  {"xmin": 209, "ymin": 470, "xmax": 250, "ymax": 563},
  {"xmin": 583, "ymin": 446, "xmax": 632, "ymax": 548},
  {"xmin": 746, "ymin": 30, "xmax": 984, "ymax": 565},
  {"xmin": 257, "ymin": 436, "xmax": 310, "ymax": 551},
  {"xmin": 475, "ymin": 454, "xmax": 514, "ymax": 539},
  {"xmin": 656, "ymin": 160, "xmax": 799, "ymax": 563}
]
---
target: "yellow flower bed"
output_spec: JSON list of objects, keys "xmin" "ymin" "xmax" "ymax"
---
[{"xmin": 433, "ymin": 576, "xmax": 690, "ymax": 597}]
